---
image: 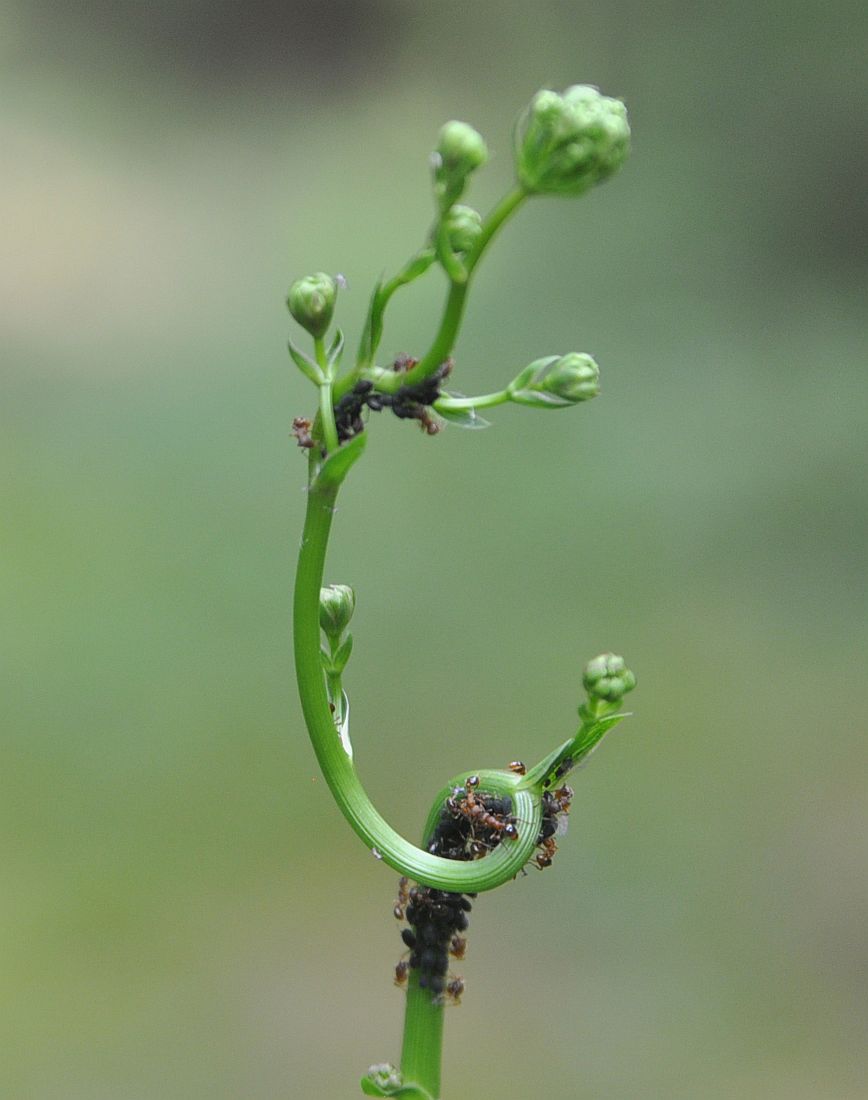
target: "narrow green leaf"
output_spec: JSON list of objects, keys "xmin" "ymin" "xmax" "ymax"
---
[
  {"xmin": 508, "ymin": 388, "xmax": 574, "ymax": 409},
  {"xmin": 312, "ymin": 431, "xmax": 367, "ymax": 492},
  {"xmin": 333, "ymin": 633, "xmax": 353, "ymax": 673},
  {"xmin": 288, "ymin": 339, "xmax": 324, "ymax": 384},
  {"xmin": 327, "ymin": 327, "xmax": 345, "ymax": 369},
  {"xmin": 436, "ymin": 404, "xmax": 491, "ymax": 429}
]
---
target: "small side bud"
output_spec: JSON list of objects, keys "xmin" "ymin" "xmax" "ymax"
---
[
  {"xmin": 286, "ymin": 272, "xmax": 338, "ymax": 340},
  {"xmin": 515, "ymin": 85, "xmax": 630, "ymax": 197},
  {"xmin": 583, "ymin": 653, "xmax": 636, "ymax": 703},
  {"xmin": 432, "ymin": 121, "xmax": 488, "ymax": 211},
  {"xmin": 508, "ymin": 353, "xmax": 600, "ymax": 408},
  {"xmin": 442, "ymin": 204, "xmax": 483, "ymax": 255},
  {"xmin": 319, "ymin": 583, "xmax": 355, "ymax": 638}
]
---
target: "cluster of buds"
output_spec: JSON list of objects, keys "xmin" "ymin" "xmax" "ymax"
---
[
  {"xmin": 583, "ymin": 652, "xmax": 637, "ymax": 704},
  {"xmin": 515, "ymin": 84, "xmax": 630, "ymax": 197}
]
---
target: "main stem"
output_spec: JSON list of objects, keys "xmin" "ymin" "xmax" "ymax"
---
[{"xmin": 400, "ymin": 972, "xmax": 444, "ymax": 1098}]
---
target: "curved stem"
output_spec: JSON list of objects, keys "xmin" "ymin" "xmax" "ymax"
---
[{"xmin": 294, "ymin": 475, "xmax": 542, "ymax": 892}]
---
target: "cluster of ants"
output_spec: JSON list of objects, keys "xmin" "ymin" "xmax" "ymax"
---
[
  {"xmin": 292, "ymin": 355, "xmax": 452, "ymax": 452},
  {"xmin": 392, "ymin": 763, "xmax": 573, "ymax": 1005}
]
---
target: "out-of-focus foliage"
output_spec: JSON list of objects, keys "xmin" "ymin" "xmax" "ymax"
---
[{"xmin": 2, "ymin": 1, "xmax": 866, "ymax": 1097}]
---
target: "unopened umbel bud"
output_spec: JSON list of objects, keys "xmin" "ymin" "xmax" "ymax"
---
[
  {"xmin": 432, "ymin": 121, "xmax": 488, "ymax": 211},
  {"xmin": 515, "ymin": 85, "xmax": 630, "ymax": 197},
  {"xmin": 286, "ymin": 272, "xmax": 338, "ymax": 340},
  {"xmin": 442, "ymin": 204, "xmax": 484, "ymax": 254},
  {"xmin": 508, "ymin": 353, "xmax": 600, "ymax": 408},
  {"xmin": 583, "ymin": 653, "xmax": 636, "ymax": 703},
  {"xmin": 319, "ymin": 584, "xmax": 355, "ymax": 638}
]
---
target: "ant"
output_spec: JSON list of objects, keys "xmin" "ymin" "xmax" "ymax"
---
[
  {"xmin": 393, "ymin": 876, "xmax": 410, "ymax": 920},
  {"xmin": 291, "ymin": 416, "xmax": 314, "ymax": 450},
  {"xmin": 508, "ymin": 760, "xmax": 527, "ymax": 775},
  {"xmin": 445, "ymin": 977, "xmax": 465, "ymax": 1005},
  {"xmin": 447, "ymin": 777, "xmax": 520, "ymax": 841},
  {"xmin": 534, "ymin": 836, "xmax": 558, "ymax": 870},
  {"xmin": 551, "ymin": 785, "xmax": 573, "ymax": 815},
  {"xmin": 449, "ymin": 935, "xmax": 467, "ymax": 960}
]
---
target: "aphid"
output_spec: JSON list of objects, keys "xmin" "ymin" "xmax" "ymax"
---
[
  {"xmin": 508, "ymin": 760, "xmax": 527, "ymax": 775},
  {"xmin": 449, "ymin": 935, "xmax": 467, "ymax": 960},
  {"xmin": 550, "ymin": 755, "xmax": 574, "ymax": 784},
  {"xmin": 394, "ymin": 959, "xmax": 409, "ymax": 986}
]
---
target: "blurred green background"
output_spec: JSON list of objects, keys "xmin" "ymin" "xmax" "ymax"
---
[{"xmin": 2, "ymin": 1, "xmax": 867, "ymax": 1096}]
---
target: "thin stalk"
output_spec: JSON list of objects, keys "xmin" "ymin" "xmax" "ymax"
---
[
  {"xmin": 434, "ymin": 389, "xmax": 510, "ymax": 412},
  {"xmin": 314, "ymin": 336, "xmax": 339, "ymax": 454},
  {"xmin": 376, "ymin": 188, "xmax": 527, "ymax": 395},
  {"xmin": 400, "ymin": 972, "xmax": 444, "ymax": 1099}
]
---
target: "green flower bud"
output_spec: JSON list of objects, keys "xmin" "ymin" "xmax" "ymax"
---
[
  {"xmin": 583, "ymin": 653, "xmax": 636, "ymax": 703},
  {"xmin": 508, "ymin": 353, "xmax": 600, "ymax": 408},
  {"xmin": 515, "ymin": 85, "xmax": 630, "ymax": 197},
  {"xmin": 442, "ymin": 204, "xmax": 484, "ymax": 255},
  {"xmin": 432, "ymin": 121, "xmax": 488, "ymax": 211},
  {"xmin": 286, "ymin": 272, "xmax": 338, "ymax": 340},
  {"xmin": 319, "ymin": 583, "xmax": 355, "ymax": 638}
]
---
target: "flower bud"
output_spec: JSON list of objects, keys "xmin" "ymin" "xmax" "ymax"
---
[
  {"xmin": 442, "ymin": 204, "xmax": 484, "ymax": 255},
  {"xmin": 432, "ymin": 121, "xmax": 488, "ymax": 211},
  {"xmin": 583, "ymin": 653, "xmax": 636, "ymax": 703},
  {"xmin": 508, "ymin": 353, "xmax": 600, "ymax": 408},
  {"xmin": 286, "ymin": 272, "xmax": 338, "ymax": 340},
  {"xmin": 319, "ymin": 583, "xmax": 355, "ymax": 638},
  {"xmin": 515, "ymin": 85, "xmax": 630, "ymax": 197}
]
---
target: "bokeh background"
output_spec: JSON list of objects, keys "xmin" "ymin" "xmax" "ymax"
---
[{"xmin": 3, "ymin": 1, "xmax": 867, "ymax": 1097}]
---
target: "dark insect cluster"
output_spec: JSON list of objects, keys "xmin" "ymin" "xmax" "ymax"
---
[
  {"xmin": 333, "ymin": 357, "xmax": 453, "ymax": 442},
  {"xmin": 392, "ymin": 775, "xmax": 573, "ymax": 1001},
  {"xmin": 392, "ymin": 777, "xmax": 519, "ymax": 1004},
  {"xmin": 532, "ymin": 784, "xmax": 573, "ymax": 870}
]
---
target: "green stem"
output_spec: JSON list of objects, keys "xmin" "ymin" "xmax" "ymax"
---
[
  {"xmin": 314, "ymin": 336, "xmax": 340, "ymax": 454},
  {"xmin": 293, "ymin": 475, "xmax": 543, "ymax": 892},
  {"xmin": 376, "ymin": 188, "xmax": 528, "ymax": 396},
  {"xmin": 434, "ymin": 389, "xmax": 510, "ymax": 412},
  {"xmin": 400, "ymin": 972, "xmax": 444, "ymax": 1099}
]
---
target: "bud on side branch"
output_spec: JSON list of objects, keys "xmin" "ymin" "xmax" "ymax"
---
[
  {"xmin": 287, "ymin": 272, "xmax": 338, "ymax": 340},
  {"xmin": 432, "ymin": 121, "xmax": 488, "ymax": 212},
  {"xmin": 319, "ymin": 583, "xmax": 356, "ymax": 639},
  {"xmin": 508, "ymin": 353, "xmax": 600, "ymax": 408}
]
